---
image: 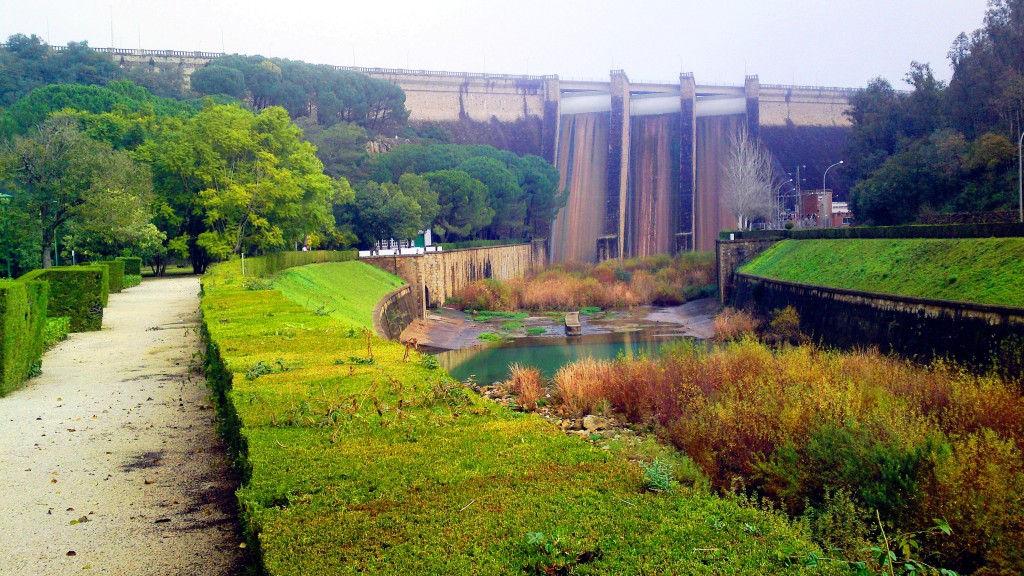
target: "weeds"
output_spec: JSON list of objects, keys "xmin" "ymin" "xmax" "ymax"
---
[
  {"xmin": 506, "ymin": 363, "xmax": 544, "ymax": 410},
  {"xmin": 641, "ymin": 459, "xmax": 677, "ymax": 494}
]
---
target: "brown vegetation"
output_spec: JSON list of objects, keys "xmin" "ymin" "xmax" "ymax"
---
[
  {"xmin": 449, "ymin": 252, "xmax": 716, "ymax": 311},
  {"xmin": 523, "ymin": 338, "xmax": 1024, "ymax": 574}
]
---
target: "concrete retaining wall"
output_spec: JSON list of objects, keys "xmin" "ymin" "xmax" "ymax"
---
[
  {"xmin": 733, "ymin": 273, "xmax": 1024, "ymax": 365},
  {"xmin": 364, "ymin": 241, "xmax": 545, "ymax": 336},
  {"xmin": 373, "ymin": 285, "xmax": 420, "ymax": 340},
  {"xmin": 716, "ymin": 238, "xmax": 782, "ymax": 303}
]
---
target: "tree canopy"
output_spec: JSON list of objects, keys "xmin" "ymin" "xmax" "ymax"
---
[
  {"xmin": 846, "ymin": 1, "xmax": 1024, "ymax": 224},
  {"xmin": 138, "ymin": 104, "xmax": 346, "ymax": 272},
  {"xmin": 190, "ymin": 55, "xmax": 409, "ymax": 132}
]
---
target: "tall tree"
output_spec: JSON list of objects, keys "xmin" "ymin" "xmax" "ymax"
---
[
  {"xmin": 722, "ymin": 126, "xmax": 778, "ymax": 229},
  {"xmin": 1, "ymin": 114, "xmax": 153, "ymax": 267},
  {"xmin": 421, "ymin": 169, "xmax": 493, "ymax": 241},
  {"xmin": 140, "ymin": 104, "xmax": 344, "ymax": 272}
]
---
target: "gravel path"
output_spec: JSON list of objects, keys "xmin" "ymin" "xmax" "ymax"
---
[{"xmin": 0, "ymin": 276, "xmax": 246, "ymax": 576}]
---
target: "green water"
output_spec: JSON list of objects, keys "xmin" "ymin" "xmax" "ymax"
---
[{"xmin": 435, "ymin": 331, "xmax": 687, "ymax": 384}]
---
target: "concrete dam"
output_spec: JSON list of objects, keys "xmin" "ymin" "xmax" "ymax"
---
[
  {"xmin": 97, "ymin": 48, "xmax": 855, "ymax": 261},
  {"xmin": 345, "ymin": 67, "xmax": 855, "ymax": 260}
]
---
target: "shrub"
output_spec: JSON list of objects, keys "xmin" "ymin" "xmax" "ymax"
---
[
  {"xmin": 115, "ymin": 256, "xmax": 143, "ymax": 276},
  {"xmin": 545, "ymin": 340, "xmax": 1024, "ymax": 573},
  {"xmin": 713, "ymin": 307, "xmax": 760, "ymax": 341},
  {"xmin": 766, "ymin": 306, "xmax": 804, "ymax": 345},
  {"xmin": 20, "ymin": 266, "xmax": 107, "ymax": 331},
  {"xmin": 449, "ymin": 252, "xmax": 718, "ymax": 312},
  {"xmin": 95, "ymin": 260, "xmax": 126, "ymax": 293},
  {"xmin": 505, "ymin": 363, "xmax": 544, "ymax": 409},
  {"xmin": 0, "ymin": 279, "xmax": 48, "ymax": 396},
  {"xmin": 553, "ymin": 357, "xmax": 613, "ymax": 417},
  {"xmin": 43, "ymin": 316, "xmax": 71, "ymax": 349},
  {"xmin": 123, "ymin": 274, "xmax": 142, "ymax": 288}
]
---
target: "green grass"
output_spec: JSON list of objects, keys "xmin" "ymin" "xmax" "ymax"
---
[
  {"xmin": 741, "ymin": 238, "xmax": 1024, "ymax": 308},
  {"xmin": 272, "ymin": 262, "xmax": 405, "ymax": 330},
  {"xmin": 201, "ymin": 257, "xmax": 837, "ymax": 575}
]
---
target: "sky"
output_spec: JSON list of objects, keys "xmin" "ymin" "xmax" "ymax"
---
[{"xmin": 1, "ymin": 0, "xmax": 992, "ymax": 89}]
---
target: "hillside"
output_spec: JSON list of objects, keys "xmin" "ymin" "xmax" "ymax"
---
[
  {"xmin": 273, "ymin": 262, "xmax": 405, "ymax": 330},
  {"xmin": 740, "ymin": 238, "xmax": 1024, "ymax": 308}
]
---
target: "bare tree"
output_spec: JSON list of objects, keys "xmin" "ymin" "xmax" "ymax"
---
[{"xmin": 722, "ymin": 126, "xmax": 779, "ymax": 230}]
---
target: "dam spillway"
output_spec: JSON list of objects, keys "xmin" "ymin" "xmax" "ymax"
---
[{"xmin": 551, "ymin": 112, "xmax": 611, "ymax": 263}]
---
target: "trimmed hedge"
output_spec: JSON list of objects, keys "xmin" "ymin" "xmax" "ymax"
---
[
  {"xmin": 116, "ymin": 256, "xmax": 143, "ymax": 276},
  {"xmin": 19, "ymin": 266, "xmax": 107, "ymax": 332},
  {"xmin": 720, "ymin": 221, "xmax": 1024, "ymax": 242},
  {"xmin": 96, "ymin": 260, "xmax": 126, "ymax": 293},
  {"xmin": 124, "ymin": 274, "xmax": 141, "ymax": 288},
  {"xmin": 0, "ymin": 279, "xmax": 48, "ymax": 396},
  {"xmin": 243, "ymin": 249, "xmax": 356, "ymax": 278}
]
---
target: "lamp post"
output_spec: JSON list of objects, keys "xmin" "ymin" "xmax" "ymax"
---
[
  {"xmin": 823, "ymin": 161, "xmax": 844, "ymax": 228},
  {"xmin": 0, "ymin": 192, "xmax": 11, "ymax": 278}
]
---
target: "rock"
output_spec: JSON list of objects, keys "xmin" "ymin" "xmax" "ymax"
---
[{"xmin": 583, "ymin": 415, "xmax": 609, "ymax": 433}]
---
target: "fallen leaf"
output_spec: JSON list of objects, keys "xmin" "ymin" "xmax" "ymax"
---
[
  {"xmin": 51, "ymin": 479, "xmax": 58, "ymax": 484},
  {"xmin": 144, "ymin": 479, "xmax": 154, "ymax": 485},
  {"xmin": 154, "ymin": 518, "xmax": 171, "ymax": 523},
  {"xmin": 66, "ymin": 551, "xmax": 76, "ymax": 557}
]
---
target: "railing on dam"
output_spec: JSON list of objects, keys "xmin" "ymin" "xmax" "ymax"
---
[
  {"xmin": 0, "ymin": 44, "xmax": 227, "ymax": 60},
  {"xmin": 337, "ymin": 65, "xmax": 557, "ymax": 82}
]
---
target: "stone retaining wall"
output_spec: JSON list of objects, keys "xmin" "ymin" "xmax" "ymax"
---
[{"xmin": 733, "ymin": 273, "xmax": 1024, "ymax": 365}]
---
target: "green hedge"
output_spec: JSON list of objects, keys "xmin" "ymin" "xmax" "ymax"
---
[
  {"xmin": 115, "ymin": 256, "xmax": 143, "ymax": 276},
  {"xmin": 439, "ymin": 239, "xmax": 530, "ymax": 250},
  {"xmin": 243, "ymin": 249, "xmax": 356, "ymax": 278},
  {"xmin": 19, "ymin": 266, "xmax": 107, "ymax": 332},
  {"xmin": 96, "ymin": 260, "xmax": 126, "ymax": 293},
  {"xmin": 0, "ymin": 280, "xmax": 48, "ymax": 396},
  {"xmin": 720, "ymin": 221, "xmax": 1024, "ymax": 242},
  {"xmin": 124, "ymin": 274, "xmax": 141, "ymax": 288}
]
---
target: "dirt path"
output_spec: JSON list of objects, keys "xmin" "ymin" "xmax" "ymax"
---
[{"xmin": 0, "ymin": 276, "xmax": 246, "ymax": 576}]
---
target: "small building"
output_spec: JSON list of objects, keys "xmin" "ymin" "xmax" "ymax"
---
[
  {"xmin": 831, "ymin": 201, "xmax": 853, "ymax": 227},
  {"xmin": 358, "ymin": 229, "xmax": 441, "ymax": 258}
]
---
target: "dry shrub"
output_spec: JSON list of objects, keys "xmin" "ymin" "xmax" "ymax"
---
[
  {"xmin": 546, "ymin": 339, "xmax": 1024, "ymax": 573},
  {"xmin": 552, "ymin": 357, "xmax": 613, "ymax": 417},
  {"xmin": 449, "ymin": 251, "xmax": 718, "ymax": 312},
  {"xmin": 505, "ymin": 363, "xmax": 544, "ymax": 410},
  {"xmin": 628, "ymin": 271, "xmax": 656, "ymax": 305},
  {"xmin": 713, "ymin": 307, "xmax": 760, "ymax": 341}
]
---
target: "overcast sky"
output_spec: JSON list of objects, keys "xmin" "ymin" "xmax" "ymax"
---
[{"xmin": 1, "ymin": 0, "xmax": 991, "ymax": 88}]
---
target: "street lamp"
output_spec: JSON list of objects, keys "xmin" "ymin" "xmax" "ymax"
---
[{"xmin": 823, "ymin": 161, "xmax": 844, "ymax": 227}]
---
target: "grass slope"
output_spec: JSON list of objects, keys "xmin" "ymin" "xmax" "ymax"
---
[
  {"xmin": 273, "ymin": 262, "xmax": 405, "ymax": 330},
  {"xmin": 201, "ymin": 258, "xmax": 834, "ymax": 575},
  {"xmin": 741, "ymin": 238, "xmax": 1024, "ymax": 308}
]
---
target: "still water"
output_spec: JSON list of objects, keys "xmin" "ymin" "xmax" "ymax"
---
[{"xmin": 434, "ymin": 330, "xmax": 687, "ymax": 385}]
